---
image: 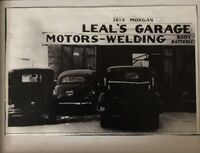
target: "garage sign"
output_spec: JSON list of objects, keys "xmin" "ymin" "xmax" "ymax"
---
[{"xmin": 43, "ymin": 23, "xmax": 195, "ymax": 45}]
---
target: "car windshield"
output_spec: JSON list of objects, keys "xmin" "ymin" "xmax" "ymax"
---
[
  {"xmin": 22, "ymin": 73, "xmax": 42, "ymax": 82},
  {"xmin": 61, "ymin": 76, "xmax": 85, "ymax": 83}
]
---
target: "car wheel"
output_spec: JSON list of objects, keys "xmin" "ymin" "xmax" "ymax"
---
[
  {"xmin": 146, "ymin": 107, "xmax": 159, "ymax": 130},
  {"xmin": 146, "ymin": 114, "xmax": 159, "ymax": 130},
  {"xmin": 8, "ymin": 116, "xmax": 19, "ymax": 126},
  {"xmin": 91, "ymin": 103, "xmax": 98, "ymax": 113},
  {"xmin": 47, "ymin": 98, "xmax": 58, "ymax": 124},
  {"xmin": 48, "ymin": 113, "xmax": 57, "ymax": 124},
  {"xmin": 153, "ymin": 114, "xmax": 159, "ymax": 129},
  {"xmin": 100, "ymin": 111, "xmax": 112, "ymax": 128},
  {"xmin": 152, "ymin": 98, "xmax": 160, "ymax": 129},
  {"xmin": 139, "ymin": 101, "xmax": 159, "ymax": 130},
  {"xmin": 47, "ymin": 106, "xmax": 57, "ymax": 124},
  {"xmin": 147, "ymin": 95, "xmax": 160, "ymax": 130}
]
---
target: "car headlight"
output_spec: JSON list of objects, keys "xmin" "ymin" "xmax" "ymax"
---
[
  {"xmin": 89, "ymin": 90, "xmax": 96, "ymax": 95},
  {"xmin": 31, "ymin": 101, "xmax": 36, "ymax": 105},
  {"xmin": 8, "ymin": 104, "xmax": 15, "ymax": 109}
]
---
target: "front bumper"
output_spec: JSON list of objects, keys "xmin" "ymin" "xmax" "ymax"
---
[
  {"xmin": 57, "ymin": 100, "xmax": 97, "ymax": 115},
  {"xmin": 58, "ymin": 101, "xmax": 93, "ymax": 105},
  {"xmin": 8, "ymin": 104, "xmax": 49, "ymax": 118},
  {"xmin": 8, "ymin": 108, "xmax": 25, "ymax": 118}
]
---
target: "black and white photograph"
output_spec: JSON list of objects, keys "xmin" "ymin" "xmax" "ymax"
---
[{"xmin": 5, "ymin": 6, "xmax": 197, "ymax": 135}]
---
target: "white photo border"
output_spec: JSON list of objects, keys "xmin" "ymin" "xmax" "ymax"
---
[{"xmin": 0, "ymin": 0, "xmax": 200, "ymax": 153}]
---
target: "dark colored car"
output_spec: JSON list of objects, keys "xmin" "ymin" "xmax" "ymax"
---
[
  {"xmin": 98, "ymin": 66, "xmax": 159, "ymax": 130},
  {"xmin": 8, "ymin": 68, "xmax": 56, "ymax": 125},
  {"xmin": 54, "ymin": 69, "xmax": 99, "ymax": 115}
]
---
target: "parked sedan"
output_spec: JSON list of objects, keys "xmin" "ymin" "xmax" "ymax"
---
[
  {"xmin": 54, "ymin": 69, "xmax": 100, "ymax": 115},
  {"xmin": 98, "ymin": 66, "xmax": 160, "ymax": 130},
  {"xmin": 8, "ymin": 68, "xmax": 57, "ymax": 126}
]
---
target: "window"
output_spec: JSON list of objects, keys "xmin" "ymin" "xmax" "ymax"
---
[
  {"xmin": 22, "ymin": 74, "xmax": 42, "ymax": 82},
  {"xmin": 61, "ymin": 76, "xmax": 85, "ymax": 83},
  {"xmin": 124, "ymin": 72, "xmax": 140, "ymax": 81}
]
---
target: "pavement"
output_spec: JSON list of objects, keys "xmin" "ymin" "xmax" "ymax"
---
[{"xmin": 6, "ymin": 112, "xmax": 197, "ymax": 135}]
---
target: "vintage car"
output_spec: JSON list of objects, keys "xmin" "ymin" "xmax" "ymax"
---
[
  {"xmin": 54, "ymin": 69, "xmax": 99, "ymax": 115},
  {"xmin": 8, "ymin": 68, "xmax": 56, "ymax": 125},
  {"xmin": 98, "ymin": 66, "xmax": 160, "ymax": 130}
]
